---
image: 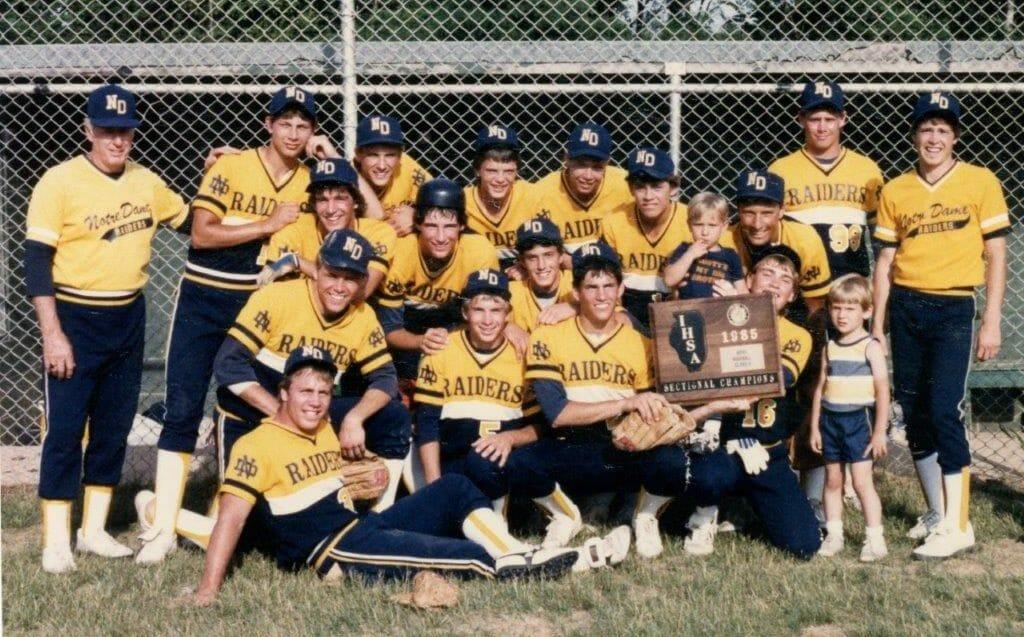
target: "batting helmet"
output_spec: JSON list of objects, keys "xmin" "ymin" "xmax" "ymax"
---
[{"xmin": 415, "ymin": 178, "xmax": 466, "ymax": 225}]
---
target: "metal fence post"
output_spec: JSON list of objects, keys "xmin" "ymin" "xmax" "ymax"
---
[{"xmin": 341, "ymin": 0, "xmax": 357, "ymax": 159}]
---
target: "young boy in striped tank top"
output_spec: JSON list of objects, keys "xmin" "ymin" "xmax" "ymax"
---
[{"xmin": 810, "ymin": 274, "xmax": 890, "ymax": 561}]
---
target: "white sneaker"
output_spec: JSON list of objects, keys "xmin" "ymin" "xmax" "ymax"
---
[
  {"xmin": 912, "ymin": 522, "xmax": 975, "ymax": 561},
  {"xmin": 42, "ymin": 545, "xmax": 77, "ymax": 574},
  {"xmin": 859, "ymin": 535, "xmax": 888, "ymax": 562},
  {"xmin": 684, "ymin": 521, "xmax": 717, "ymax": 556},
  {"xmin": 817, "ymin": 533, "xmax": 845, "ymax": 557},
  {"xmin": 542, "ymin": 512, "xmax": 583, "ymax": 549},
  {"xmin": 633, "ymin": 512, "xmax": 663, "ymax": 559},
  {"xmin": 573, "ymin": 525, "xmax": 631, "ymax": 572},
  {"xmin": 75, "ymin": 529, "xmax": 133, "ymax": 558},
  {"xmin": 907, "ymin": 510, "xmax": 942, "ymax": 540},
  {"xmin": 717, "ymin": 519, "xmax": 739, "ymax": 533},
  {"xmin": 495, "ymin": 547, "xmax": 579, "ymax": 580},
  {"xmin": 136, "ymin": 528, "xmax": 178, "ymax": 564}
]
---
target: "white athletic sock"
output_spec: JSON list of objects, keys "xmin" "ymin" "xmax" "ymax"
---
[
  {"xmin": 492, "ymin": 496, "xmax": 508, "ymax": 518},
  {"xmin": 152, "ymin": 450, "xmax": 190, "ymax": 533},
  {"xmin": 865, "ymin": 525, "xmax": 884, "ymax": 539},
  {"xmin": 914, "ymin": 453, "xmax": 944, "ymax": 518},
  {"xmin": 943, "ymin": 468, "xmax": 971, "ymax": 533},
  {"xmin": 462, "ymin": 508, "xmax": 532, "ymax": 558},
  {"xmin": 41, "ymin": 499, "xmax": 72, "ymax": 550},
  {"xmin": 825, "ymin": 520, "xmax": 843, "ymax": 537},
  {"xmin": 80, "ymin": 485, "xmax": 113, "ymax": 537},
  {"xmin": 371, "ymin": 457, "xmax": 406, "ymax": 512},
  {"xmin": 175, "ymin": 508, "xmax": 215, "ymax": 550},
  {"xmin": 689, "ymin": 505, "xmax": 718, "ymax": 528},
  {"xmin": 533, "ymin": 484, "xmax": 580, "ymax": 521},
  {"xmin": 635, "ymin": 488, "xmax": 672, "ymax": 518},
  {"xmin": 802, "ymin": 466, "xmax": 826, "ymax": 504}
]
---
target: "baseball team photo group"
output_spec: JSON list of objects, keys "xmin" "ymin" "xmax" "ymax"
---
[{"xmin": 3, "ymin": 4, "xmax": 1024, "ymax": 635}]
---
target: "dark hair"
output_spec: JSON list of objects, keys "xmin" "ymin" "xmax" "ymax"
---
[
  {"xmin": 572, "ymin": 259, "xmax": 623, "ymax": 288},
  {"xmin": 268, "ymin": 105, "xmax": 316, "ymax": 125},
  {"xmin": 626, "ymin": 173, "xmax": 681, "ymax": 190},
  {"xmin": 473, "ymin": 147, "xmax": 520, "ymax": 171},
  {"xmin": 914, "ymin": 113, "xmax": 961, "ymax": 138},
  {"xmin": 415, "ymin": 206, "xmax": 465, "ymax": 227},
  {"xmin": 516, "ymin": 237, "xmax": 563, "ymax": 255},
  {"xmin": 308, "ymin": 183, "xmax": 366, "ymax": 218}
]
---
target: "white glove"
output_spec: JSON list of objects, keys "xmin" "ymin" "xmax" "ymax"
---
[
  {"xmin": 686, "ymin": 417, "xmax": 721, "ymax": 454},
  {"xmin": 725, "ymin": 438, "xmax": 769, "ymax": 475},
  {"xmin": 257, "ymin": 253, "xmax": 299, "ymax": 286}
]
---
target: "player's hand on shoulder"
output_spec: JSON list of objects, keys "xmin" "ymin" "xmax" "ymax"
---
[
  {"xmin": 504, "ymin": 263, "xmax": 525, "ymax": 281},
  {"xmin": 421, "ymin": 328, "xmax": 449, "ymax": 356},
  {"xmin": 42, "ymin": 329, "xmax": 75, "ymax": 379},
  {"xmin": 264, "ymin": 202, "xmax": 301, "ymax": 233},
  {"xmin": 305, "ymin": 135, "xmax": 339, "ymax": 160},
  {"xmin": 504, "ymin": 323, "xmax": 529, "ymax": 361},
  {"xmin": 537, "ymin": 302, "xmax": 577, "ymax": 325},
  {"xmin": 387, "ymin": 205, "xmax": 416, "ymax": 237},
  {"xmin": 203, "ymin": 145, "xmax": 241, "ymax": 171}
]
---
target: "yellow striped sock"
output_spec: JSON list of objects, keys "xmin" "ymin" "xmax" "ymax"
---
[{"xmin": 81, "ymin": 485, "xmax": 113, "ymax": 536}]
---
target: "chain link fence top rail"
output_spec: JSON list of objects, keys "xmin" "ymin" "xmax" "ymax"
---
[{"xmin": 2, "ymin": 1, "xmax": 1023, "ymax": 485}]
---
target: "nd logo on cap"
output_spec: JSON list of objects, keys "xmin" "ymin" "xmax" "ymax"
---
[
  {"xmin": 284, "ymin": 86, "xmax": 306, "ymax": 103},
  {"xmin": 634, "ymin": 149, "xmax": 656, "ymax": 167},
  {"xmin": 371, "ymin": 116, "xmax": 391, "ymax": 135},
  {"xmin": 747, "ymin": 172, "xmax": 767, "ymax": 190},
  {"xmin": 578, "ymin": 127, "xmax": 601, "ymax": 146},
  {"xmin": 581, "ymin": 243, "xmax": 602, "ymax": 257},
  {"xmin": 316, "ymin": 160, "xmax": 336, "ymax": 175},
  {"xmin": 929, "ymin": 91, "xmax": 950, "ymax": 109},
  {"xmin": 343, "ymin": 236, "xmax": 364, "ymax": 260},
  {"xmin": 105, "ymin": 94, "xmax": 128, "ymax": 114},
  {"xmin": 487, "ymin": 125, "xmax": 507, "ymax": 140}
]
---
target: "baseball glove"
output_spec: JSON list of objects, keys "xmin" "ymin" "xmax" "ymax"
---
[
  {"xmin": 340, "ymin": 453, "xmax": 389, "ymax": 502},
  {"xmin": 610, "ymin": 403, "xmax": 697, "ymax": 452}
]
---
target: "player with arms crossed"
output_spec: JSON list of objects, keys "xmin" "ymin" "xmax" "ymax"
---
[
  {"xmin": 25, "ymin": 85, "xmax": 190, "ymax": 572},
  {"xmin": 532, "ymin": 122, "xmax": 634, "ymax": 254},
  {"xmin": 184, "ymin": 346, "xmax": 579, "ymax": 606},
  {"xmin": 873, "ymin": 92, "xmax": 1010, "ymax": 559},
  {"xmin": 463, "ymin": 125, "xmax": 541, "ymax": 271},
  {"xmin": 259, "ymin": 158, "xmax": 395, "ymax": 298},
  {"xmin": 142, "ymin": 87, "xmax": 318, "ymax": 563},
  {"xmin": 412, "ymin": 270, "xmax": 541, "ymax": 492},
  {"xmin": 685, "ymin": 248, "xmax": 822, "ymax": 559},
  {"xmin": 601, "ymin": 147, "xmax": 695, "ymax": 333},
  {"xmin": 469, "ymin": 242, "xmax": 722, "ymax": 558},
  {"xmin": 353, "ymin": 114, "xmax": 432, "ymax": 237},
  {"xmin": 377, "ymin": 179, "xmax": 499, "ymax": 387},
  {"xmin": 212, "ymin": 230, "xmax": 410, "ymax": 511}
]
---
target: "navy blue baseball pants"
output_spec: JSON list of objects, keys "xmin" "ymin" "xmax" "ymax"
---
[
  {"xmin": 39, "ymin": 297, "xmax": 145, "ymax": 499},
  {"xmin": 312, "ymin": 474, "xmax": 495, "ymax": 580},
  {"xmin": 466, "ymin": 435, "xmax": 690, "ymax": 501},
  {"xmin": 688, "ymin": 444, "xmax": 821, "ymax": 559},
  {"xmin": 889, "ymin": 286, "xmax": 975, "ymax": 474},
  {"xmin": 159, "ymin": 278, "xmax": 250, "ymax": 454}
]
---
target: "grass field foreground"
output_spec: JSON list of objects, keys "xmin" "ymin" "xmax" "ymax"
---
[{"xmin": 3, "ymin": 473, "xmax": 1024, "ymax": 636}]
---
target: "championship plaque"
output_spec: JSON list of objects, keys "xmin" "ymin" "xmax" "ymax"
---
[{"xmin": 649, "ymin": 294, "xmax": 784, "ymax": 405}]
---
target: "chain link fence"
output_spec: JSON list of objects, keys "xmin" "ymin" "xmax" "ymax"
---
[{"xmin": 2, "ymin": 1, "xmax": 1022, "ymax": 487}]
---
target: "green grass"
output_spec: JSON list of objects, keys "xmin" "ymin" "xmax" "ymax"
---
[{"xmin": 4, "ymin": 474, "xmax": 1024, "ymax": 637}]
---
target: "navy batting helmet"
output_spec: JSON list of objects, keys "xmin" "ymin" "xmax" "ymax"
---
[{"xmin": 415, "ymin": 178, "xmax": 466, "ymax": 225}]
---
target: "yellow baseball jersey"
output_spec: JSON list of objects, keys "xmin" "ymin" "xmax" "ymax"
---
[
  {"xmin": 265, "ymin": 213, "xmax": 397, "ymax": 274},
  {"xmin": 415, "ymin": 331, "xmax": 539, "ymax": 452},
  {"xmin": 533, "ymin": 166, "xmax": 634, "ymax": 252},
  {"xmin": 822, "ymin": 335, "xmax": 876, "ymax": 412},
  {"xmin": 219, "ymin": 278, "xmax": 391, "ymax": 423},
  {"xmin": 778, "ymin": 315, "xmax": 813, "ymax": 385},
  {"xmin": 464, "ymin": 180, "xmax": 542, "ymax": 263},
  {"xmin": 526, "ymin": 318, "xmax": 653, "ymax": 432},
  {"xmin": 728, "ymin": 219, "xmax": 832, "ymax": 298},
  {"xmin": 369, "ymin": 153, "xmax": 431, "ymax": 215},
  {"xmin": 770, "ymin": 148, "xmax": 883, "ymax": 277},
  {"xmin": 220, "ymin": 418, "xmax": 357, "ymax": 569},
  {"xmin": 378, "ymin": 234, "xmax": 499, "ymax": 329},
  {"xmin": 874, "ymin": 161, "xmax": 1010, "ymax": 295},
  {"xmin": 187, "ymin": 148, "xmax": 311, "ymax": 290},
  {"xmin": 602, "ymin": 202, "xmax": 693, "ymax": 295},
  {"xmin": 26, "ymin": 155, "xmax": 188, "ymax": 306},
  {"xmin": 509, "ymin": 271, "xmax": 575, "ymax": 332}
]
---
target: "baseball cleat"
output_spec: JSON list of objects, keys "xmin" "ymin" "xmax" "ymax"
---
[
  {"xmin": 906, "ymin": 510, "xmax": 942, "ymax": 540},
  {"xmin": 136, "ymin": 528, "xmax": 178, "ymax": 564},
  {"xmin": 633, "ymin": 512, "xmax": 663, "ymax": 559},
  {"xmin": 75, "ymin": 529, "xmax": 133, "ymax": 558},
  {"xmin": 912, "ymin": 522, "xmax": 975, "ymax": 561},
  {"xmin": 495, "ymin": 547, "xmax": 579, "ymax": 580},
  {"xmin": 542, "ymin": 512, "xmax": 583, "ymax": 549},
  {"xmin": 573, "ymin": 525, "xmax": 631, "ymax": 572},
  {"xmin": 42, "ymin": 545, "xmax": 77, "ymax": 574},
  {"xmin": 684, "ymin": 521, "xmax": 717, "ymax": 556}
]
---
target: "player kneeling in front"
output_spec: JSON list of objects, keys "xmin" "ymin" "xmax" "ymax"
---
[
  {"xmin": 469, "ymin": 242, "xmax": 719, "ymax": 559},
  {"xmin": 685, "ymin": 249, "xmax": 822, "ymax": 559},
  {"xmin": 180, "ymin": 346, "xmax": 578, "ymax": 605}
]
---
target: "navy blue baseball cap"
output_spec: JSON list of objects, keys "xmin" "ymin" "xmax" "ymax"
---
[
  {"xmin": 515, "ymin": 216, "xmax": 563, "ymax": 252},
  {"xmin": 462, "ymin": 268, "xmax": 511, "ymax": 301},
  {"xmin": 283, "ymin": 345, "xmax": 338, "ymax": 377},
  {"xmin": 268, "ymin": 86, "xmax": 317, "ymax": 122},
  {"xmin": 566, "ymin": 122, "xmax": 612, "ymax": 161},
  {"xmin": 319, "ymin": 228, "xmax": 372, "ymax": 275},
  {"xmin": 571, "ymin": 241, "xmax": 621, "ymax": 270},
  {"xmin": 474, "ymin": 124, "xmax": 522, "ymax": 153},
  {"xmin": 735, "ymin": 169, "xmax": 785, "ymax": 205},
  {"xmin": 912, "ymin": 91, "xmax": 961, "ymax": 129},
  {"xmin": 752, "ymin": 244, "xmax": 802, "ymax": 277},
  {"xmin": 357, "ymin": 114, "xmax": 404, "ymax": 148},
  {"xmin": 86, "ymin": 85, "xmax": 141, "ymax": 129},
  {"xmin": 799, "ymin": 80, "xmax": 845, "ymax": 113},
  {"xmin": 626, "ymin": 146, "xmax": 675, "ymax": 181},
  {"xmin": 307, "ymin": 158, "xmax": 360, "ymax": 192}
]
